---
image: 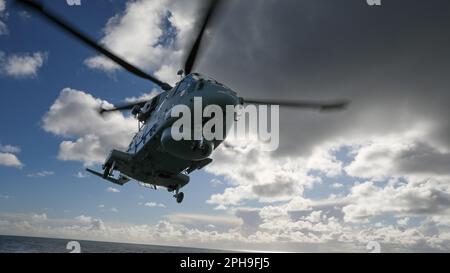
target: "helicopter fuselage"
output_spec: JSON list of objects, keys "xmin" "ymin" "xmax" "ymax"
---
[{"xmin": 101, "ymin": 73, "xmax": 240, "ymax": 194}]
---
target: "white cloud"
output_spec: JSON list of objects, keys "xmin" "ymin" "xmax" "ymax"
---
[
  {"xmin": 0, "ymin": 144, "xmax": 21, "ymax": 154},
  {"xmin": 0, "ymin": 0, "xmax": 5, "ymax": 13},
  {"xmin": 0, "ymin": 143, "xmax": 23, "ymax": 168},
  {"xmin": 0, "ymin": 153, "xmax": 23, "ymax": 168},
  {"xmin": 75, "ymin": 171, "xmax": 88, "ymax": 178},
  {"xmin": 165, "ymin": 213, "xmax": 242, "ymax": 230},
  {"xmin": 1, "ymin": 211, "xmax": 450, "ymax": 252},
  {"xmin": 345, "ymin": 126, "xmax": 450, "ymax": 181},
  {"xmin": 342, "ymin": 179, "xmax": 450, "ymax": 223},
  {"xmin": 73, "ymin": 215, "xmax": 106, "ymax": 230},
  {"xmin": 42, "ymin": 88, "xmax": 137, "ymax": 166},
  {"xmin": 106, "ymin": 187, "xmax": 120, "ymax": 193},
  {"xmin": 205, "ymin": 138, "xmax": 329, "ymax": 208},
  {"xmin": 397, "ymin": 217, "xmax": 410, "ymax": 226},
  {"xmin": 210, "ymin": 178, "xmax": 223, "ymax": 187},
  {"xmin": 125, "ymin": 89, "xmax": 160, "ymax": 103},
  {"xmin": 83, "ymin": 0, "xmax": 171, "ymax": 74},
  {"xmin": 0, "ymin": 0, "xmax": 8, "ymax": 36},
  {"xmin": 0, "ymin": 21, "xmax": 7, "ymax": 35},
  {"xmin": 207, "ymin": 186, "xmax": 255, "ymax": 210},
  {"xmin": 31, "ymin": 213, "xmax": 48, "ymax": 222},
  {"xmin": 203, "ymin": 125, "xmax": 450, "ymax": 249},
  {"xmin": 83, "ymin": 0, "xmax": 202, "ymax": 84},
  {"xmin": 57, "ymin": 135, "xmax": 104, "ymax": 165},
  {"xmin": 27, "ymin": 171, "xmax": 55, "ymax": 178},
  {"xmin": 0, "ymin": 52, "xmax": 47, "ymax": 78},
  {"xmin": 306, "ymin": 210, "xmax": 323, "ymax": 223},
  {"xmin": 144, "ymin": 202, "xmax": 166, "ymax": 208}
]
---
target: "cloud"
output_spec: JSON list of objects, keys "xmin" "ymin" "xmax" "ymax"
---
[
  {"xmin": 202, "ymin": 129, "xmax": 450, "ymax": 249},
  {"xmin": 75, "ymin": 171, "xmax": 88, "ymax": 178},
  {"xmin": 0, "ymin": 0, "xmax": 5, "ymax": 13},
  {"xmin": 342, "ymin": 179, "xmax": 450, "ymax": 223},
  {"xmin": 0, "ymin": 21, "xmax": 6, "ymax": 35},
  {"xmin": 397, "ymin": 217, "xmax": 410, "ymax": 226},
  {"xmin": 1, "ymin": 211, "xmax": 450, "ymax": 252},
  {"xmin": 0, "ymin": 142, "xmax": 23, "ymax": 168},
  {"xmin": 83, "ymin": 0, "xmax": 173, "ymax": 78},
  {"xmin": 27, "ymin": 171, "xmax": 55, "ymax": 178},
  {"xmin": 165, "ymin": 213, "xmax": 242, "ymax": 230},
  {"xmin": 0, "ymin": 0, "xmax": 8, "ymax": 35},
  {"xmin": 0, "ymin": 144, "xmax": 21, "ymax": 154},
  {"xmin": 31, "ymin": 213, "xmax": 48, "ymax": 222},
  {"xmin": 83, "ymin": 0, "xmax": 205, "ymax": 84},
  {"xmin": 205, "ymin": 138, "xmax": 337, "ymax": 208},
  {"xmin": 0, "ymin": 154, "xmax": 22, "ymax": 169},
  {"xmin": 42, "ymin": 88, "xmax": 137, "ymax": 166},
  {"xmin": 125, "ymin": 89, "xmax": 160, "ymax": 103},
  {"xmin": 210, "ymin": 178, "xmax": 223, "ymax": 187},
  {"xmin": 234, "ymin": 208, "xmax": 263, "ymax": 235},
  {"xmin": 345, "ymin": 126, "xmax": 450, "ymax": 181},
  {"xmin": 204, "ymin": 134, "xmax": 450, "ymax": 248},
  {"xmin": 0, "ymin": 52, "xmax": 47, "ymax": 78},
  {"xmin": 73, "ymin": 215, "xmax": 106, "ymax": 230},
  {"xmin": 144, "ymin": 202, "xmax": 166, "ymax": 208},
  {"xmin": 106, "ymin": 187, "xmax": 120, "ymax": 193}
]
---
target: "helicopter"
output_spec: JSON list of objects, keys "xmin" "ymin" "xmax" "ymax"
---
[{"xmin": 18, "ymin": 0, "xmax": 348, "ymax": 203}]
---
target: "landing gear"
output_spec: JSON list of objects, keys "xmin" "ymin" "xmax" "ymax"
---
[
  {"xmin": 173, "ymin": 187, "xmax": 185, "ymax": 204},
  {"xmin": 176, "ymin": 192, "xmax": 184, "ymax": 204}
]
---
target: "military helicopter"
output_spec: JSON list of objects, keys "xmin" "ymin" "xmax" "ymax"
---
[{"xmin": 18, "ymin": 0, "xmax": 348, "ymax": 203}]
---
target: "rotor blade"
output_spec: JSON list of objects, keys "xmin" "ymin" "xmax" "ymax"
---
[
  {"xmin": 16, "ymin": 0, "xmax": 173, "ymax": 91},
  {"xmin": 99, "ymin": 100, "xmax": 148, "ymax": 115},
  {"xmin": 242, "ymin": 98, "xmax": 350, "ymax": 111},
  {"xmin": 184, "ymin": 0, "xmax": 222, "ymax": 75}
]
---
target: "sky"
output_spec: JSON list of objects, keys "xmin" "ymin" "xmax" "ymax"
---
[{"xmin": 1, "ymin": 0, "xmax": 450, "ymax": 252}]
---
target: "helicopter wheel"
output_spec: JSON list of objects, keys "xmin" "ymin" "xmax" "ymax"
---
[{"xmin": 175, "ymin": 192, "xmax": 184, "ymax": 204}]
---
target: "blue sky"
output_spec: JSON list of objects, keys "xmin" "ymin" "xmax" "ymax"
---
[{"xmin": 1, "ymin": 0, "xmax": 450, "ymax": 252}]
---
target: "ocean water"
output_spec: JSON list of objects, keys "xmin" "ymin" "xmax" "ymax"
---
[{"xmin": 0, "ymin": 235, "xmax": 227, "ymax": 253}]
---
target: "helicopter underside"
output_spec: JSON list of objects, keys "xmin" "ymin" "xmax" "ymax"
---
[{"xmin": 99, "ymin": 133, "xmax": 217, "ymax": 203}]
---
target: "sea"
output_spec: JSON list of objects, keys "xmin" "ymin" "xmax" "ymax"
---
[{"xmin": 0, "ymin": 235, "xmax": 229, "ymax": 253}]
